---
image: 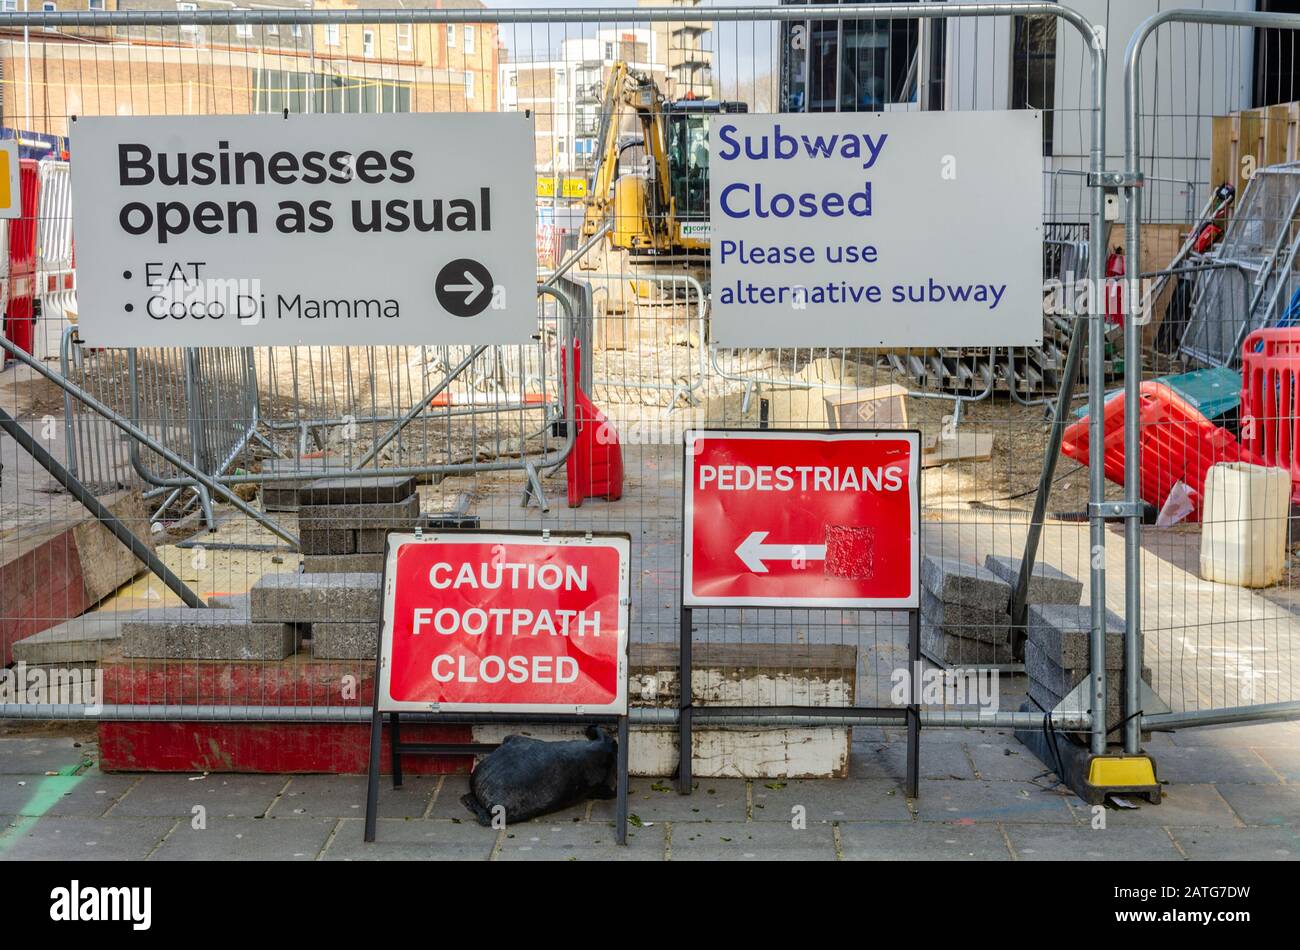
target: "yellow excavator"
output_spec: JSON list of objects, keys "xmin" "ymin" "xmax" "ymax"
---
[{"xmin": 580, "ymin": 61, "xmax": 746, "ymax": 262}]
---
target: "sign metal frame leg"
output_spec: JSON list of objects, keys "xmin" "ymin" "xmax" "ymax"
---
[
  {"xmin": 906, "ymin": 607, "xmax": 921, "ymax": 799},
  {"xmin": 676, "ymin": 428, "xmax": 924, "ymax": 800},
  {"xmin": 674, "ymin": 605, "xmax": 922, "ymax": 800},
  {"xmin": 678, "ymin": 604, "xmax": 693, "ymax": 795}
]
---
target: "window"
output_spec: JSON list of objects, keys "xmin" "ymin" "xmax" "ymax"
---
[
  {"xmin": 291, "ymin": 24, "xmax": 301, "ymax": 38},
  {"xmin": 267, "ymin": 23, "xmax": 277, "ymax": 36},
  {"xmin": 464, "ymin": 26, "xmax": 475, "ymax": 54},
  {"xmin": 177, "ymin": 2, "xmax": 197, "ymax": 33},
  {"xmin": 325, "ymin": 23, "xmax": 340, "ymax": 46},
  {"xmin": 236, "ymin": 20, "xmax": 252, "ymax": 39},
  {"xmin": 362, "ymin": 29, "xmax": 375, "ymax": 57},
  {"xmin": 254, "ymin": 68, "xmax": 412, "ymax": 115},
  {"xmin": 1011, "ymin": 14, "xmax": 1056, "ymax": 156},
  {"xmin": 464, "ymin": 71, "xmax": 475, "ymax": 100},
  {"xmin": 43, "ymin": 0, "xmax": 55, "ymax": 28},
  {"xmin": 1255, "ymin": 0, "xmax": 1300, "ymax": 107},
  {"xmin": 88, "ymin": 0, "xmax": 106, "ymax": 10},
  {"xmin": 397, "ymin": 23, "xmax": 412, "ymax": 51},
  {"xmin": 604, "ymin": 42, "xmax": 614, "ymax": 60},
  {"xmin": 781, "ymin": 2, "xmax": 924, "ymax": 112},
  {"xmin": 446, "ymin": 24, "xmax": 456, "ymax": 48}
]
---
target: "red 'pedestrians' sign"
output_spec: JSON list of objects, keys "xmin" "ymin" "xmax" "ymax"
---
[{"xmin": 682, "ymin": 429, "xmax": 920, "ymax": 608}]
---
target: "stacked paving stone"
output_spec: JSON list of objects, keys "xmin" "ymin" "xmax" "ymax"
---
[
  {"xmin": 259, "ymin": 457, "xmax": 350, "ymax": 512},
  {"xmin": 120, "ymin": 603, "xmax": 299, "ymax": 660},
  {"xmin": 297, "ymin": 475, "xmax": 421, "ymax": 574},
  {"xmin": 919, "ymin": 555, "xmax": 1017, "ymax": 666},
  {"xmin": 1025, "ymin": 604, "xmax": 1151, "ymax": 724},
  {"xmin": 250, "ymin": 571, "xmax": 383, "ymax": 661},
  {"xmin": 982, "ymin": 555, "xmax": 1084, "ymax": 608}
]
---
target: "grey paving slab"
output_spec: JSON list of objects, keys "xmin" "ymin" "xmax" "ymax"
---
[
  {"xmin": 920, "ymin": 556, "xmax": 1008, "ymax": 610},
  {"xmin": 1005, "ymin": 824, "xmax": 1183, "ymax": 861},
  {"xmin": 749, "ymin": 778, "xmax": 911, "ymax": 822},
  {"xmin": 1253, "ymin": 746, "xmax": 1300, "ymax": 782},
  {"xmin": 151, "ymin": 817, "xmax": 335, "ymax": 861},
  {"xmin": 1213, "ymin": 783, "xmax": 1300, "ymax": 826},
  {"xmin": 1066, "ymin": 783, "xmax": 1242, "ymax": 828},
  {"xmin": 669, "ymin": 820, "xmax": 837, "ymax": 861},
  {"xmin": 297, "ymin": 496, "xmax": 420, "ymax": 532},
  {"xmin": 496, "ymin": 822, "xmax": 665, "ymax": 861},
  {"xmin": 298, "ymin": 475, "xmax": 418, "ymax": 507},
  {"xmin": 428, "ymin": 773, "xmax": 595, "ymax": 824},
  {"xmin": 271, "ymin": 775, "xmax": 436, "ymax": 820},
  {"xmin": 249, "ymin": 571, "xmax": 381, "ymax": 623},
  {"xmin": 0, "ymin": 737, "xmax": 92, "ymax": 775},
  {"xmin": 984, "ymin": 554, "xmax": 1082, "ymax": 606},
  {"xmin": 121, "ymin": 610, "xmax": 296, "ymax": 660},
  {"xmin": 1168, "ymin": 825, "xmax": 1300, "ymax": 860},
  {"xmin": 0, "ymin": 816, "xmax": 174, "ymax": 861},
  {"xmin": 323, "ymin": 818, "xmax": 496, "ymax": 860},
  {"xmin": 914, "ymin": 779, "xmax": 1079, "ymax": 823},
  {"xmin": 851, "ymin": 737, "xmax": 975, "ymax": 781},
  {"xmin": 967, "ymin": 737, "xmax": 1057, "ymax": 783},
  {"xmin": 0, "ymin": 773, "xmax": 137, "ymax": 817},
  {"xmin": 1147, "ymin": 745, "xmax": 1282, "ymax": 785},
  {"xmin": 838, "ymin": 820, "xmax": 1011, "ymax": 860},
  {"xmin": 112, "ymin": 774, "xmax": 288, "ymax": 818},
  {"xmin": 310, "ymin": 621, "xmax": 378, "ymax": 659},
  {"xmin": 593, "ymin": 778, "xmax": 749, "ymax": 823},
  {"xmin": 1168, "ymin": 721, "xmax": 1300, "ymax": 749}
]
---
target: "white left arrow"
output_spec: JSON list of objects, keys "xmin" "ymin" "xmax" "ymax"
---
[
  {"xmin": 735, "ymin": 530, "xmax": 826, "ymax": 574},
  {"xmin": 446, "ymin": 271, "xmax": 486, "ymax": 304}
]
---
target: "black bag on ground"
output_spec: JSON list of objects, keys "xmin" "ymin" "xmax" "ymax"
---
[{"xmin": 461, "ymin": 726, "xmax": 617, "ymax": 826}]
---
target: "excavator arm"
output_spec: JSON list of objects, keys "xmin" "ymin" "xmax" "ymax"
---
[{"xmin": 580, "ymin": 62, "xmax": 675, "ymax": 249}]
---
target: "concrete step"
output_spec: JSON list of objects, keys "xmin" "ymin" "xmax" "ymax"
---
[
  {"xmin": 11, "ymin": 611, "xmax": 139, "ymax": 665},
  {"xmin": 250, "ymin": 571, "xmax": 381, "ymax": 622}
]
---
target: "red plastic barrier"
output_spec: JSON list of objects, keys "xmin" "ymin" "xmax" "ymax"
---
[
  {"xmin": 1240, "ymin": 327, "xmax": 1300, "ymax": 501},
  {"xmin": 562, "ymin": 339, "xmax": 624, "ymax": 508},
  {"xmin": 1061, "ymin": 381, "xmax": 1261, "ymax": 521},
  {"xmin": 2, "ymin": 159, "xmax": 40, "ymax": 358}
]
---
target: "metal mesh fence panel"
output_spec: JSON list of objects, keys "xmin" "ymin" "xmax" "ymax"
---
[{"xmin": 0, "ymin": 5, "xmax": 1122, "ymax": 778}]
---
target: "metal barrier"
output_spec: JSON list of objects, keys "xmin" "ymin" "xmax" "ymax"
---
[
  {"xmin": 0, "ymin": 5, "xmax": 1124, "ymax": 760},
  {"xmin": 1123, "ymin": 7, "xmax": 1300, "ymax": 750}
]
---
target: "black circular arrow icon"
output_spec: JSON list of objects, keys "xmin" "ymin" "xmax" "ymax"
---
[{"xmin": 436, "ymin": 258, "xmax": 494, "ymax": 318}]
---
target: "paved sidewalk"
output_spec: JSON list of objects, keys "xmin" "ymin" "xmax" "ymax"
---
[{"xmin": 1, "ymin": 721, "xmax": 1298, "ymax": 860}]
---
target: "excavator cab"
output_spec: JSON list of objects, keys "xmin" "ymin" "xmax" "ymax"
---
[{"xmin": 664, "ymin": 99, "xmax": 748, "ymax": 247}]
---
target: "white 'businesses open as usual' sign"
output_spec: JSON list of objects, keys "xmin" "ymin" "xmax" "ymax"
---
[{"xmin": 70, "ymin": 112, "xmax": 536, "ymax": 346}]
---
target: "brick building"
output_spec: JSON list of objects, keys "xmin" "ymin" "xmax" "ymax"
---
[{"xmin": 0, "ymin": 0, "xmax": 499, "ymax": 134}]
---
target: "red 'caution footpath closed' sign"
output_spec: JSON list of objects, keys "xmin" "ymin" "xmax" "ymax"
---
[
  {"xmin": 683, "ymin": 429, "xmax": 921, "ymax": 608},
  {"xmin": 377, "ymin": 533, "xmax": 630, "ymax": 714}
]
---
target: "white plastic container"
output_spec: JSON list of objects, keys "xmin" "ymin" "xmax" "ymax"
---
[{"xmin": 1199, "ymin": 462, "xmax": 1292, "ymax": 587}]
